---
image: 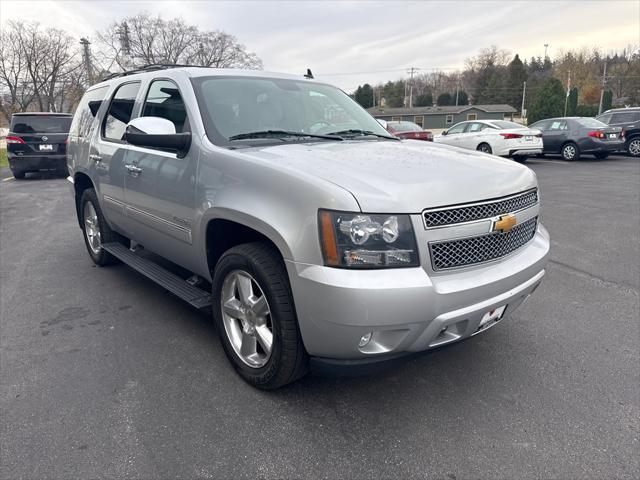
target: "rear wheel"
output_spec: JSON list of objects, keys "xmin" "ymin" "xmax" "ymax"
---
[
  {"xmin": 212, "ymin": 242, "xmax": 308, "ymax": 389},
  {"xmin": 627, "ymin": 137, "xmax": 640, "ymax": 157},
  {"xmin": 12, "ymin": 171, "xmax": 25, "ymax": 179},
  {"xmin": 80, "ymin": 189, "xmax": 118, "ymax": 266},
  {"xmin": 561, "ymin": 142, "xmax": 580, "ymax": 161},
  {"xmin": 477, "ymin": 143, "xmax": 492, "ymax": 154},
  {"xmin": 513, "ymin": 155, "xmax": 528, "ymax": 163},
  {"xmin": 594, "ymin": 152, "xmax": 610, "ymax": 160}
]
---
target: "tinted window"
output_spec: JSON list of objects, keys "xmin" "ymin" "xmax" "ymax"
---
[
  {"xmin": 610, "ymin": 111, "xmax": 638, "ymax": 124},
  {"xmin": 596, "ymin": 114, "xmax": 612, "ymax": 124},
  {"xmin": 549, "ymin": 120, "xmax": 568, "ymax": 131},
  {"xmin": 447, "ymin": 122, "xmax": 466, "ymax": 134},
  {"xmin": 11, "ymin": 116, "xmax": 72, "ymax": 134},
  {"xmin": 490, "ymin": 120, "xmax": 523, "ymax": 129},
  {"xmin": 69, "ymin": 86, "xmax": 108, "ymax": 138},
  {"xmin": 530, "ymin": 120, "xmax": 549, "ymax": 131},
  {"xmin": 575, "ymin": 118, "xmax": 608, "ymax": 128},
  {"xmin": 142, "ymin": 80, "xmax": 188, "ymax": 133},
  {"xmin": 103, "ymin": 82, "xmax": 141, "ymax": 141},
  {"xmin": 387, "ymin": 121, "xmax": 422, "ymax": 132}
]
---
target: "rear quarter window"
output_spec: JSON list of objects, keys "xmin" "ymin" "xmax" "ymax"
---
[{"xmin": 69, "ymin": 86, "xmax": 109, "ymax": 138}]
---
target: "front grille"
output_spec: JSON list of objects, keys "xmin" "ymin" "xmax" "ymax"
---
[
  {"xmin": 423, "ymin": 189, "xmax": 538, "ymax": 228},
  {"xmin": 429, "ymin": 216, "xmax": 538, "ymax": 270}
]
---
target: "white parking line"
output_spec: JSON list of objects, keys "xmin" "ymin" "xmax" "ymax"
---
[{"xmin": 2, "ymin": 177, "xmax": 14, "ymax": 182}]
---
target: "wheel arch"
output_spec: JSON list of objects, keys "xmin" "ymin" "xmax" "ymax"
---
[{"xmin": 73, "ymin": 172, "xmax": 95, "ymax": 228}]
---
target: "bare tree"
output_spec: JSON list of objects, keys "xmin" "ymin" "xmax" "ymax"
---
[{"xmin": 96, "ymin": 13, "xmax": 262, "ymax": 72}]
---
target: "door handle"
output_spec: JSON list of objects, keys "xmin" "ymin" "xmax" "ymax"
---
[
  {"xmin": 89, "ymin": 154, "xmax": 102, "ymax": 163},
  {"xmin": 125, "ymin": 164, "xmax": 143, "ymax": 177}
]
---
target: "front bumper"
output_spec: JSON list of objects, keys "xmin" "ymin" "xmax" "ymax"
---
[
  {"xmin": 287, "ymin": 224, "xmax": 549, "ymax": 361},
  {"xmin": 8, "ymin": 154, "xmax": 66, "ymax": 173}
]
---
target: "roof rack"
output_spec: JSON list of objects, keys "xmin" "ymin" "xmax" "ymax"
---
[{"xmin": 100, "ymin": 63, "xmax": 208, "ymax": 82}]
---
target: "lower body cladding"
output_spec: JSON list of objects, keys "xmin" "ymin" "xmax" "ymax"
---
[
  {"xmin": 286, "ymin": 225, "xmax": 549, "ymax": 373},
  {"xmin": 8, "ymin": 154, "xmax": 67, "ymax": 175}
]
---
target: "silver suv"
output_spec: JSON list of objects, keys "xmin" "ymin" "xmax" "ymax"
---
[{"xmin": 67, "ymin": 65, "xmax": 550, "ymax": 389}]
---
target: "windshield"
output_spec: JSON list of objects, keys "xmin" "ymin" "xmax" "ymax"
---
[
  {"xmin": 10, "ymin": 115, "xmax": 72, "ymax": 134},
  {"xmin": 489, "ymin": 120, "xmax": 525, "ymax": 129},
  {"xmin": 575, "ymin": 118, "xmax": 608, "ymax": 128},
  {"xmin": 192, "ymin": 76, "xmax": 391, "ymax": 146},
  {"xmin": 388, "ymin": 121, "xmax": 422, "ymax": 132}
]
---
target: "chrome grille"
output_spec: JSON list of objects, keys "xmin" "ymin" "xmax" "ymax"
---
[
  {"xmin": 429, "ymin": 216, "xmax": 538, "ymax": 270},
  {"xmin": 423, "ymin": 189, "xmax": 538, "ymax": 228}
]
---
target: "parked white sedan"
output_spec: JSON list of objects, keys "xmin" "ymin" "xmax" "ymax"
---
[{"xmin": 434, "ymin": 120, "xmax": 542, "ymax": 161}]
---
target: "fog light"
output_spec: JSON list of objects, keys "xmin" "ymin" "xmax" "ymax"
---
[{"xmin": 358, "ymin": 332, "xmax": 372, "ymax": 347}]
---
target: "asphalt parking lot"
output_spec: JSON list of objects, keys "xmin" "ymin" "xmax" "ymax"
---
[{"xmin": 1, "ymin": 155, "xmax": 638, "ymax": 479}]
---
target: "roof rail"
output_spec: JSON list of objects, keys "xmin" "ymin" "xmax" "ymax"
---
[{"xmin": 99, "ymin": 63, "xmax": 209, "ymax": 82}]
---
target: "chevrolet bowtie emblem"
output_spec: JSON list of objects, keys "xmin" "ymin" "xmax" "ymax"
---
[{"xmin": 493, "ymin": 214, "xmax": 517, "ymax": 233}]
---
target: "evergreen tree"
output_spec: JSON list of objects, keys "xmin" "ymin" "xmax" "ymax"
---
[
  {"xmin": 506, "ymin": 54, "xmax": 527, "ymax": 110},
  {"xmin": 456, "ymin": 90, "xmax": 469, "ymax": 105},
  {"xmin": 567, "ymin": 87, "xmax": 578, "ymax": 116},
  {"xmin": 528, "ymin": 77, "xmax": 565, "ymax": 124},
  {"xmin": 602, "ymin": 90, "xmax": 613, "ymax": 112},
  {"xmin": 353, "ymin": 84, "xmax": 374, "ymax": 108},
  {"xmin": 437, "ymin": 92, "xmax": 453, "ymax": 106},
  {"xmin": 414, "ymin": 92, "xmax": 433, "ymax": 107}
]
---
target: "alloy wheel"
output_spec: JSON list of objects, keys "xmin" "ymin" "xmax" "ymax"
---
[
  {"xmin": 628, "ymin": 139, "xmax": 640, "ymax": 157},
  {"xmin": 563, "ymin": 145, "xmax": 576, "ymax": 160},
  {"xmin": 220, "ymin": 270, "xmax": 273, "ymax": 368},
  {"xmin": 84, "ymin": 202, "xmax": 101, "ymax": 254}
]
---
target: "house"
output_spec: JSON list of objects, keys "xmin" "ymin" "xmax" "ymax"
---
[{"xmin": 366, "ymin": 104, "xmax": 518, "ymax": 129}]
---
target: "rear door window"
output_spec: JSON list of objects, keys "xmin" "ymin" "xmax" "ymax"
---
[
  {"xmin": 103, "ymin": 82, "xmax": 141, "ymax": 141},
  {"xmin": 69, "ymin": 86, "xmax": 109, "ymax": 138},
  {"xmin": 549, "ymin": 120, "xmax": 568, "ymax": 131},
  {"xmin": 142, "ymin": 80, "xmax": 188, "ymax": 133},
  {"xmin": 11, "ymin": 116, "xmax": 72, "ymax": 134}
]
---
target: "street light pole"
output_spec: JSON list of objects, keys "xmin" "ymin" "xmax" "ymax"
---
[{"xmin": 544, "ymin": 43, "xmax": 549, "ymax": 59}]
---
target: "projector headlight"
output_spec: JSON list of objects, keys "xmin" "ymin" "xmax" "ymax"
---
[{"xmin": 318, "ymin": 210, "xmax": 419, "ymax": 268}]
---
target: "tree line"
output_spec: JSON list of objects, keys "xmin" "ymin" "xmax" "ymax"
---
[
  {"xmin": 353, "ymin": 45, "xmax": 640, "ymax": 124},
  {"xmin": 0, "ymin": 13, "xmax": 262, "ymax": 123}
]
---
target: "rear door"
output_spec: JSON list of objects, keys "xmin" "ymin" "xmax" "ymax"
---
[
  {"xmin": 122, "ymin": 78, "xmax": 198, "ymax": 262},
  {"xmin": 8, "ymin": 115, "xmax": 71, "ymax": 157},
  {"xmin": 459, "ymin": 121, "xmax": 489, "ymax": 149},
  {"xmin": 94, "ymin": 81, "xmax": 142, "ymax": 232},
  {"xmin": 68, "ymin": 85, "xmax": 109, "ymax": 174}
]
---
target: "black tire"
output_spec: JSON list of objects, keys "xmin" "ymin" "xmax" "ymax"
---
[
  {"xmin": 212, "ymin": 242, "xmax": 308, "ymax": 389},
  {"xmin": 80, "ymin": 189, "xmax": 118, "ymax": 266},
  {"xmin": 12, "ymin": 171, "xmax": 25, "ymax": 179},
  {"xmin": 594, "ymin": 152, "xmax": 610, "ymax": 160},
  {"xmin": 59, "ymin": 167, "xmax": 70, "ymax": 178},
  {"xmin": 626, "ymin": 137, "xmax": 640, "ymax": 157},
  {"xmin": 476, "ymin": 143, "xmax": 492, "ymax": 154},
  {"xmin": 561, "ymin": 142, "xmax": 580, "ymax": 161},
  {"xmin": 513, "ymin": 155, "xmax": 528, "ymax": 163}
]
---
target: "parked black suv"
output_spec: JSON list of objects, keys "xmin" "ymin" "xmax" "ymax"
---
[
  {"xmin": 596, "ymin": 107, "xmax": 640, "ymax": 157},
  {"xmin": 6, "ymin": 112, "xmax": 72, "ymax": 179}
]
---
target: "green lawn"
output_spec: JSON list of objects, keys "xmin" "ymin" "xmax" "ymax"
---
[{"xmin": 0, "ymin": 148, "xmax": 7, "ymax": 168}]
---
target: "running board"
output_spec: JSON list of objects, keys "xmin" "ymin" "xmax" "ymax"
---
[{"xmin": 101, "ymin": 242, "xmax": 212, "ymax": 309}]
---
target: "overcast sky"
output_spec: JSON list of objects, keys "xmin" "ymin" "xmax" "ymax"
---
[{"xmin": 1, "ymin": 0, "xmax": 638, "ymax": 90}]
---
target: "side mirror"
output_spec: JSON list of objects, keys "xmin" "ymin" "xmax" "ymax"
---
[
  {"xmin": 124, "ymin": 117, "xmax": 191, "ymax": 158},
  {"xmin": 441, "ymin": 130, "xmax": 448, "ymax": 136}
]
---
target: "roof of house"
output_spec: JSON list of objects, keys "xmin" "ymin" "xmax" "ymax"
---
[{"xmin": 366, "ymin": 104, "xmax": 517, "ymax": 116}]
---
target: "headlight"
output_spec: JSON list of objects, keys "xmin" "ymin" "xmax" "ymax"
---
[{"xmin": 318, "ymin": 210, "xmax": 419, "ymax": 268}]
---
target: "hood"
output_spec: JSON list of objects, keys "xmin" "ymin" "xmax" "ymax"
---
[{"xmin": 240, "ymin": 139, "xmax": 537, "ymax": 212}]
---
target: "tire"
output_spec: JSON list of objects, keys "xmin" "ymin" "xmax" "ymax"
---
[
  {"xmin": 627, "ymin": 137, "xmax": 640, "ymax": 157},
  {"xmin": 476, "ymin": 143, "xmax": 492, "ymax": 154},
  {"xmin": 594, "ymin": 152, "xmax": 610, "ymax": 160},
  {"xmin": 212, "ymin": 242, "xmax": 308, "ymax": 389},
  {"xmin": 12, "ymin": 171, "xmax": 25, "ymax": 179},
  {"xmin": 561, "ymin": 142, "xmax": 580, "ymax": 161},
  {"xmin": 59, "ymin": 167, "xmax": 70, "ymax": 178},
  {"xmin": 513, "ymin": 155, "xmax": 528, "ymax": 163},
  {"xmin": 80, "ymin": 189, "xmax": 118, "ymax": 266}
]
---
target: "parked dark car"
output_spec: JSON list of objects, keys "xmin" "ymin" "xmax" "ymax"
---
[
  {"xmin": 596, "ymin": 107, "xmax": 640, "ymax": 157},
  {"xmin": 386, "ymin": 121, "xmax": 433, "ymax": 141},
  {"xmin": 528, "ymin": 117, "xmax": 624, "ymax": 161},
  {"xmin": 6, "ymin": 112, "xmax": 72, "ymax": 179}
]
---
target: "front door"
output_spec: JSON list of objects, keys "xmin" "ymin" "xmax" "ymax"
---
[
  {"xmin": 123, "ymin": 79, "xmax": 198, "ymax": 267},
  {"xmin": 544, "ymin": 120, "xmax": 569, "ymax": 153}
]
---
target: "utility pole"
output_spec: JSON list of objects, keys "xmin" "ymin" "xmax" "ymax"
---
[
  {"xmin": 598, "ymin": 59, "xmax": 608, "ymax": 115},
  {"xmin": 521, "ymin": 81, "xmax": 526, "ymax": 120},
  {"xmin": 407, "ymin": 67, "xmax": 419, "ymax": 109},
  {"xmin": 544, "ymin": 43, "xmax": 549, "ymax": 59},
  {"xmin": 79, "ymin": 38, "xmax": 93, "ymax": 85}
]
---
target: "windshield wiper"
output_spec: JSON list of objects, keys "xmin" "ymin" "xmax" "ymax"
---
[
  {"xmin": 325, "ymin": 129, "xmax": 399, "ymax": 140},
  {"xmin": 228, "ymin": 130, "xmax": 343, "ymax": 141}
]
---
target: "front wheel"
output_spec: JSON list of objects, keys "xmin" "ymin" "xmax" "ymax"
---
[
  {"xmin": 627, "ymin": 137, "xmax": 640, "ymax": 157},
  {"xmin": 212, "ymin": 242, "xmax": 308, "ymax": 389},
  {"xmin": 561, "ymin": 142, "xmax": 580, "ymax": 161},
  {"xmin": 477, "ymin": 143, "xmax": 492, "ymax": 154}
]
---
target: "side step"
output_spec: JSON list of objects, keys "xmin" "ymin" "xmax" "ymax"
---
[{"xmin": 101, "ymin": 242, "xmax": 212, "ymax": 309}]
